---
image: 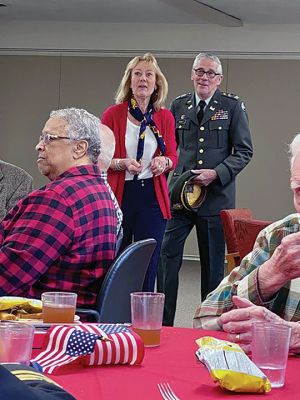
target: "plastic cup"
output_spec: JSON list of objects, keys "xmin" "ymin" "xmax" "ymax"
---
[
  {"xmin": 251, "ymin": 322, "xmax": 291, "ymax": 388},
  {"xmin": 42, "ymin": 292, "xmax": 77, "ymax": 323},
  {"xmin": 0, "ymin": 322, "xmax": 34, "ymax": 365},
  {"xmin": 130, "ymin": 292, "xmax": 165, "ymax": 347}
]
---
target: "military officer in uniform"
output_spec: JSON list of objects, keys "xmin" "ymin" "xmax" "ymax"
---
[{"xmin": 158, "ymin": 52, "xmax": 253, "ymax": 326}]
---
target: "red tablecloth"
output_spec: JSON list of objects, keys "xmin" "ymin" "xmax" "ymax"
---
[{"xmin": 35, "ymin": 327, "xmax": 299, "ymax": 399}]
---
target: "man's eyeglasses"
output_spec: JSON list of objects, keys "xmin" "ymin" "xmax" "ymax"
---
[
  {"xmin": 193, "ymin": 68, "xmax": 221, "ymax": 79},
  {"xmin": 39, "ymin": 133, "xmax": 71, "ymax": 145}
]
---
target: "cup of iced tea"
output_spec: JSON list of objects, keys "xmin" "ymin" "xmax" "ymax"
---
[
  {"xmin": 130, "ymin": 292, "xmax": 165, "ymax": 347},
  {"xmin": 42, "ymin": 292, "xmax": 77, "ymax": 323}
]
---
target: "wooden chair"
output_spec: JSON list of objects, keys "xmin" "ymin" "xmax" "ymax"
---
[
  {"xmin": 220, "ymin": 208, "xmax": 253, "ymax": 274},
  {"xmin": 220, "ymin": 208, "xmax": 272, "ymax": 274},
  {"xmin": 234, "ymin": 217, "xmax": 272, "ymax": 261}
]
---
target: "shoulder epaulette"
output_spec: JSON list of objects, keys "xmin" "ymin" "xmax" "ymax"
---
[
  {"xmin": 222, "ymin": 92, "xmax": 240, "ymax": 100},
  {"xmin": 175, "ymin": 92, "xmax": 191, "ymax": 100}
]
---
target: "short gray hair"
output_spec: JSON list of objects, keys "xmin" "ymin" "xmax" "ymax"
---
[
  {"xmin": 192, "ymin": 52, "xmax": 223, "ymax": 74},
  {"xmin": 289, "ymin": 133, "xmax": 300, "ymax": 167},
  {"xmin": 50, "ymin": 107, "xmax": 101, "ymax": 164}
]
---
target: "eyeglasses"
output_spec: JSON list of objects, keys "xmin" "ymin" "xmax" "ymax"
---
[
  {"xmin": 39, "ymin": 133, "xmax": 71, "ymax": 145},
  {"xmin": 193, "ymin": 68, "xmax": 221, "ymax": 79}
]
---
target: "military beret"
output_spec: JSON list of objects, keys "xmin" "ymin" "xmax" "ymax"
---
[{"xmin": 170, "ymin": 170, "xmax": 207, "ymax": 212}]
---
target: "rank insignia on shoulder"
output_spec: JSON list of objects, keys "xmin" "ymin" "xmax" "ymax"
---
[
  {"xmin": 241, "ymin": 101, "xmax": 246, "ymax": 111},
  {"xmin": 222, "ymin": 92, "xmax": 240, "ymax": 100},
  {"xmin": 175, "ymin": 92, "xmax": 191, "ymax": 100}
]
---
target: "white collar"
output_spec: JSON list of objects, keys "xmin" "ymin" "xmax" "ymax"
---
[{"xmin": 195, "ymin": 93, "xmax": 213, "ymax": 107}]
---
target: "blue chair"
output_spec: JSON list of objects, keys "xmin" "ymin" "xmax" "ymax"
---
[{"xmin": 77, "ymin": 238, "xmax": 157, "ymax": 323}]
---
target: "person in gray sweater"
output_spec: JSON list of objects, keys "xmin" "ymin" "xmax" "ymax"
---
[{"xmin": 0, "ymin": 159, "xmax": 33, "ymax": 220}]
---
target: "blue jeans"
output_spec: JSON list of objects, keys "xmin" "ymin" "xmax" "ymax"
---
[{"xmin": 121, "ymin": 178, "xmax": 166, "ymax": 292}]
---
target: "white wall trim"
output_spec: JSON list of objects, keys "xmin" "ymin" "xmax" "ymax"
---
[{"xmin": 2, "ymin": 49, "xmax": 300, "ymax": 59}]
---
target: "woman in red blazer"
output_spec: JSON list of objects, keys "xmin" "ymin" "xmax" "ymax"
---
[{"xmin": 101, "ymin": 53, "xmax": 177, "ymax": 291}]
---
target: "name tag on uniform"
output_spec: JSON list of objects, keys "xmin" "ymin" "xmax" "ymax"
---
[{"xmin": 211, "ymin": 110, "xmax": 229, "ymax": 120}]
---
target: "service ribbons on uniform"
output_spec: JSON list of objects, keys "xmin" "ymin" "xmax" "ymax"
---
[{"xmin": 210, "ymin": 109, "xmax": 229, "ymax": 120}]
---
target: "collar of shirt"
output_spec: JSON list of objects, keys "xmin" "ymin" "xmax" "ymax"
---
[
  {"xmin": 195, "ymin": 93, "xmax": 213, "ymax": 112},
  {"xmin": 58, "ymin": 164, "xmax": 101, "ymax": 180}
]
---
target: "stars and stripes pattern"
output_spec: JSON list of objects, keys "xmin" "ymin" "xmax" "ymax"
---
[
  {"xmin": 31, "ymin": 324, "xmax": 144, "ymax": 374},
  {"xmin": 66, "ymin": 330, "xmax": 98, "ymax": 356},
  {"xmin": 92, "ymin": 323, "xmax": 130, "ymax": 335}
]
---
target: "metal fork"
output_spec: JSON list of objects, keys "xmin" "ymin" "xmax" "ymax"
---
[{"xmin": 157, "ymin": 383, "xmax": 181, "ymax": 400}]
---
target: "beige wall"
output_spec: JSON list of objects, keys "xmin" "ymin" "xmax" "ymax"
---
[
  {"xmin": 0, "ymin": 55, "xmax": 296, "ymax": 258},
  {"xmin": 3, "ymin": 21, "xmax": 300, "ymax": 55}
]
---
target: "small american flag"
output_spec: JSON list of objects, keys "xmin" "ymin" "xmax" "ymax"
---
[
  {"xmin": 31, "ymin": 324, "xmax": 144, "ymax": 374},
  {"xmin": 95, "ymin": 323, "xmax": 130, "ymax": 334}
]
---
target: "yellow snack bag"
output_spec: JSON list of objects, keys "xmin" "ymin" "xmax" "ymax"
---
[
  {"xmin": 0, "ymin": 296, "xmax": 29, "ymax": 311},
  {"xmin": 196, "ymin": 336, "xmax": 271, "ymax": 393},
  {"xmin": 0, "ymin": 296, "xmax": 42, "ymax": 320}
]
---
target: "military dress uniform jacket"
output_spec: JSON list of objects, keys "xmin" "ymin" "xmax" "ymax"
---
[
  {"xmin": 0, "ymin": 364, "xmax": 76, "ymax": 400},
  {"xmin": 169, "ymin": 89, "xmax": 253, "ymax": 216}
]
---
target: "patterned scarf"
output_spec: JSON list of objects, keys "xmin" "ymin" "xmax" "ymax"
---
[{"xmin": 128, "ymin": 96, "xmax": 166, "ymax": 163}]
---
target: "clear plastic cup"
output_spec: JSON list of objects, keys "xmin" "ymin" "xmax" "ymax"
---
[
  {"xmin": 130, "ymin": 292, "xmax": 165, "ymax": 347},
  {"xmin": 42, "ymin": 292, "xmax": 77, "ymax": 323},
  {"xmin": 251, "ymin": 322, "xmax": 291, "ymax": 388},
  {"xmin": 0, "ymin": 322, "xmax": 34, "ymax": 365}
]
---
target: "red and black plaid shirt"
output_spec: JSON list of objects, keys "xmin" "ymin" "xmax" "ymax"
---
[{"xmin": 0, "ymin": 164, "xmax": 117, "ymax": 306}]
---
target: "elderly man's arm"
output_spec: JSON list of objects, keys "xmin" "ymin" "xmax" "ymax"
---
[
  {"xmin": 256, "ymin": 230, "xmax": 300, "ymax": 301},
  {"xmin": 0, "ymin": 189, "xmax": 74, "ymax": 295},
  {"xmin": 193, "ymin": 257, "xmax": 260, "ymax": 330},
  {"xmin": 193, "ymin": 220, "xmax": 287, "ymax": 330}
]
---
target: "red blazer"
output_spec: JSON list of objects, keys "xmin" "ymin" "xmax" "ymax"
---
[{"xmin": 101, "ymin": 102, "xmax": 178, "ymax": 219}]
